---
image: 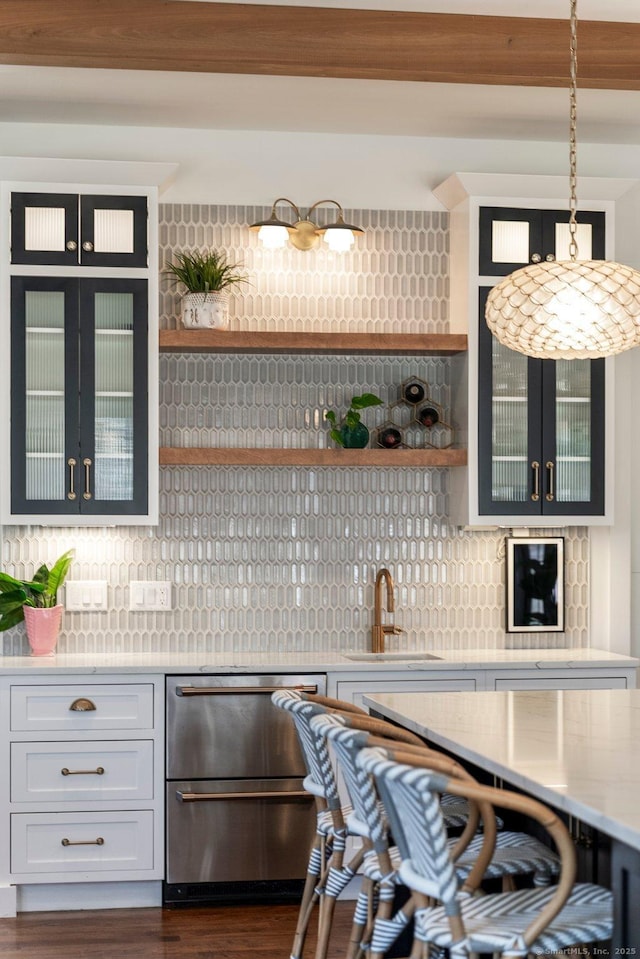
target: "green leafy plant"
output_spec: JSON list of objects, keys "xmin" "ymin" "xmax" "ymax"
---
[
  {"xmin": 325, "ymin": 393, "xmax": 383, "ymax": 447},
  {"xmin": 163, "ymin": 249, "xmax": 249, "ymax": 294},
  {"xmin": 0, "ymin": 550, "xmax": 74, "ymax": 632}
]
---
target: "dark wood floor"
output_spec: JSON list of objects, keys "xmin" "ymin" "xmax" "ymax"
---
[{"xmin": 0, "ymin": 902, "xmax": 355, "ymax": 959}]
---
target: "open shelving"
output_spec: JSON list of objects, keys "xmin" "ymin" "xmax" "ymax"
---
[{"xmin": 159, "ymin": 329, "xmax": 468, "ymax": 467}]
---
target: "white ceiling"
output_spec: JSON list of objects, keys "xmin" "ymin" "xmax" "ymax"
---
[{"xmin": 2, "ymin": 0, "xmax": 640, "ymax": 144}]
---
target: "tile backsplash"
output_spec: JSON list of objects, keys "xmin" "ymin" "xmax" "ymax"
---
[{"xmin": 0, "ymin": 204, "xmax": 588, "ymax": 656}]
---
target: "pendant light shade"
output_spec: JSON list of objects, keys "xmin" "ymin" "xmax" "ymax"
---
[
  {"xmin": 486, "ymin": 259, "xmax": 640, "ymax": 360},
  {"xmin": 485, "ymin": 0, "xmax": 640, "ymax": 360}
]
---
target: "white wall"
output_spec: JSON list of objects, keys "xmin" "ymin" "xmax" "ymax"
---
[{"xmin": 5, "ymin": 120, "xmax": 640, "ymax": 207}]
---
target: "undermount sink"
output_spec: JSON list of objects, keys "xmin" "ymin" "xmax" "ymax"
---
[{"xmin": 344, "ymin": 652, "xmax": 442, "ymax": 662}]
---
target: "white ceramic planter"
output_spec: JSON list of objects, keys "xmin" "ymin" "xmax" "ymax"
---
[{"xmin": 181, "ymin": 291, "xmax": 230, "ymax": 330}]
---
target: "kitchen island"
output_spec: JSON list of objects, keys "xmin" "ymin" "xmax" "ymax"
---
[
  {"xmin": 363, "ymin": 688, "xmax": 640, "ymax": 951},
  {"xmin": 0, "ymin": 650, "xmax": 636, "ymax": 919}
]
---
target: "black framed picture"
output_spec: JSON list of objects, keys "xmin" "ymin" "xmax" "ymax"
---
[{"xmin": 506, "ymin": 537, "xmax": 564, "ymax": 633}]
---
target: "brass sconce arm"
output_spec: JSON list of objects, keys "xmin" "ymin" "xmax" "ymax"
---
[{"xmin": 250, "ymin": 197, "xmax": 363, "ymax": 252}]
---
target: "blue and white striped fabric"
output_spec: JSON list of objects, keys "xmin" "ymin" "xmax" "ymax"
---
[
  {"xmin": 416, "ymin": 882, "xmax": 613, "ymax": 957},
  {"xmin": 359, "ymin": 747, "xmax": 613, "ymax": 959}
]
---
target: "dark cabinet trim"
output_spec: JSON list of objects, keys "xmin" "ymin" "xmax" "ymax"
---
[
  {"xmin": 10, "ymin": 276, "xmax": 148, "ymax": 517},
  {"xmin": 11, "ymin": 192, "xmax": 148, "ymax": 268}
]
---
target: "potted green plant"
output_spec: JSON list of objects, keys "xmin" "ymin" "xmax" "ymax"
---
[
  {"xmin": 163, "ymin": 248, "xmax": 249, "ymax": 331},
  {"xmin": 0, "ymin": 550, "xmax": 74, "ymax": 656},
  {"xmin": 325, "ymin": 393, "xmax": 383, "ymax": 448}
]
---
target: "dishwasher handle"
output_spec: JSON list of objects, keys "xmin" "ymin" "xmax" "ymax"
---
[
  {"xmin": 175, "ymin": 684, "xmax": 318, "ymax": 696},
  {"xmin": 176, "ymin": 789, "xmax": 310, "ymax": 802}
]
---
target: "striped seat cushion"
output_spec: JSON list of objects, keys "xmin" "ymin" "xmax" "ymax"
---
[
  {"xmin": 456, "ymin": 829, "xmax": 560, "ymax": 885},
  {"xmin": 362, "ymin": 831, "xmax": 558, "ymax": 886},
  {"xmin": 414, "ymin": 881, "xmax": 613, "ymax": 956}
]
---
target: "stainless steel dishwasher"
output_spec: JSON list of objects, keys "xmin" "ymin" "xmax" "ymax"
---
[{"xmin": 164, "ymin": 673, "xmax": 326, "ymax": 904}]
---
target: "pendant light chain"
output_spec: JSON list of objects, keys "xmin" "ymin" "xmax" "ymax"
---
[
  {"xmin": 484, "ymin": 0, "xmax": 640, "ymax": 359},
  {"xmin": 569, "ymin": 0, "xmax": 578, "ymax": 260}
]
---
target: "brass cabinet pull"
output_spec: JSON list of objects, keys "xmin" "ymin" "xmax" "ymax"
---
[
  {"xmin": 69, "ymin": 698, "xmax": 97, "ymax": 712},
  {"xmin": 83, "ymin": 458, "xmax": 92, "ymax": 500},
  {"xmin": 546, "ymin": 460, "xmax": 555, "ymax": 501},
  {"xmin": 82, "ymin": 240, "xmax": 94, "ymax": 252},
  {"xmin": 66, "ymin": 240, "xmax": 78, "ymax": 251},
  {"xmin": 61, "ymin": 837, "xmax": 104, "ymax": 847},
  {"xmin": 61, "ymin": 766, "xmax": 104, "ymax": 776},
  {"xmin": 67, "ymin": 457, "xmax": 77, "ymax": 500},
  {"xmin": 531, "ymin": 461, "xmax": 540, "ymax": 502},
  {"xmin": 531, "ymin": 253, "xmax": 542, "ymax": 263}
]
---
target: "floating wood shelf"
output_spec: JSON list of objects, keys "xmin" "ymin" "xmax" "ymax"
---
[
  {"xmin": 159, "ymin": 330, "xmax": 467, "ymax": 356},
  {"xmin": 160, "ymin": 447, "xmax": 467, "ymax": 467}
]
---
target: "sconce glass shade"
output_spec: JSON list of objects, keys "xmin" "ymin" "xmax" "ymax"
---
[
  {"xmin": 249, "ymin": 207, "xmax": 294, "ymax": 250},
  {"xmin": 317, "ymin": 211, "xmax": 364, "ymax": 253},
  {"xmin": 485, "ymin": 258, "xmax": 640, "ymax": 360},
  {"xmin": 258, "ymin": 224, "xmax": 289, "ymax": 249}
]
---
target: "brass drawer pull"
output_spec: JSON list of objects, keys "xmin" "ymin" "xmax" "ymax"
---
[
  {"xmin": 61, "ymin": 837, "xmax": 104, "ymax": 847},
  {"xmin": 69, "ymin": 698, "xmax": 96, "ymax": 712},
  {"xmin": 61, "ymin": 766, "xmax": 105, "ymax": 776}
]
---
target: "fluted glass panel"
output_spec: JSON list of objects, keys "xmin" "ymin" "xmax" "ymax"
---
[
  {"xmin": 24, "ymin": 207, "xmax": 66, "ymax": 252},
  {"xmin": 555, "ymin": 222, "xmax": 593, "ymax": 261},
  {"xmin": 556, "ymin": 359, "xmax": 591, "ymax": 503},
  {"xmin": 491, "ymin": 220, "xmax": 529, "ymax": 264},
  {"xmin": 491, "ymin": 338, "xmax": 528, "ymax": 501},
  {"xmin": 94, "ymin": 293, "xmax": 134, "ymax": 500},
  {"xmin": 93, "ymin": 209, "xmax": 134, "ymax": 254},
  {"xmin": 24, "ymin": 292, "xmax": 66, "ymax": 501}
]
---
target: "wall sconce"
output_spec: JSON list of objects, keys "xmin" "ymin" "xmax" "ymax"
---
[{"xmin": 250, "ymin": 198, "xmax": 364, "ymax": 252}]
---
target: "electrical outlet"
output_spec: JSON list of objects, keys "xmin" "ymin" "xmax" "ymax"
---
[
  {"xmin": 129, "ymin": 580, "xmax": 173, "ymax": 611},
  {"xmin": 66, "ymin": 581, "xmax": 109, "ymax": 612}
]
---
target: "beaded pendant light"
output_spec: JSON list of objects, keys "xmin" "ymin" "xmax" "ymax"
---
[{"xmin": 485, "ymin": 0, "xmax": 640, "ymax": 360}]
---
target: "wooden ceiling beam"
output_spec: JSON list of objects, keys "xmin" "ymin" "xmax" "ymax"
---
[{"xmin": 0, "ymin": 1, "xmax": 639, "ymax": 90}]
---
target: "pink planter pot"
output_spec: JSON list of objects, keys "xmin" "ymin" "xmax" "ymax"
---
[{"xmin": 23, "ymin": 605, "xmax": 63, "ymax": 656}]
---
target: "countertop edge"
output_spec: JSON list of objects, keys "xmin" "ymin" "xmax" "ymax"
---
[{"xmin": 0, "ymin": 647, "xmax": 636, "ymax": 676}]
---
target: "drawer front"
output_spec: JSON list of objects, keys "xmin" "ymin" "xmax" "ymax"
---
[
  {"xmin": 10, "ymin": 684, "xmax": 154, "ymax": 732},
  {"xmin": 11, "ymin": 810, "xmax": 155, "ymax": 875},
  {"xmin": 11, "ymin": 740, "xmax": 154, "ymax": 803}
]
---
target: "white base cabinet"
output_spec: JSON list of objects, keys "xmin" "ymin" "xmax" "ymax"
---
[
  {"xmin": 0, "ymin": 675, "xmax": 164, "ymax": 915},
  {"xmin": 328, "ymin": 663, "xmax": 636, "ymax": 706}
]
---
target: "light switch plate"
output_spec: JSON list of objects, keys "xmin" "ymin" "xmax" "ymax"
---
[
  {"xmin": 129, "ymin": 580, "xmax": 173, "ymax": 611},
  {"xmin": 66, "ymin": 580, "xmax": 109, "ymax": 612}
]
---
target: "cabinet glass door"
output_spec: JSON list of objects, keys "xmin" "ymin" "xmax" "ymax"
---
[
  {"xmin": 478, "ymin": 288, "xmax": 542, "ymax": 515},
  {"xmin": 11, "ymin": 277, "xmax": 80, "ymax": 513},
  {"xmin": 478, "ymin": 289, "xmax": 605, "ymax": 517},
  {"xmin": 11, "ymin": 193, "xmax": 79, "ymax": 266},
  {"xmin": 11, "ymin": 277, "xmax": 148, "ymax": 517},
  {"xmin": 80, "ymin": 195, "xmax": 148, "ymax": 268},
  {"xmin": 79, "ymin": 279, "xmax": 148, "ymax": 515},
  {"xmin": 541, "ymin": 359, "xmax": 605, "ymax": 515}
]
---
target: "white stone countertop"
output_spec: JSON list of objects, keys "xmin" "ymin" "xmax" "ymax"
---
[
  {"xmin": 363, "ymin": 688, "xmax": 640, "ymax": 852},
  {"xmin": 0, "ymin": 646, "xmax": 636, "ymax": 675}
]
